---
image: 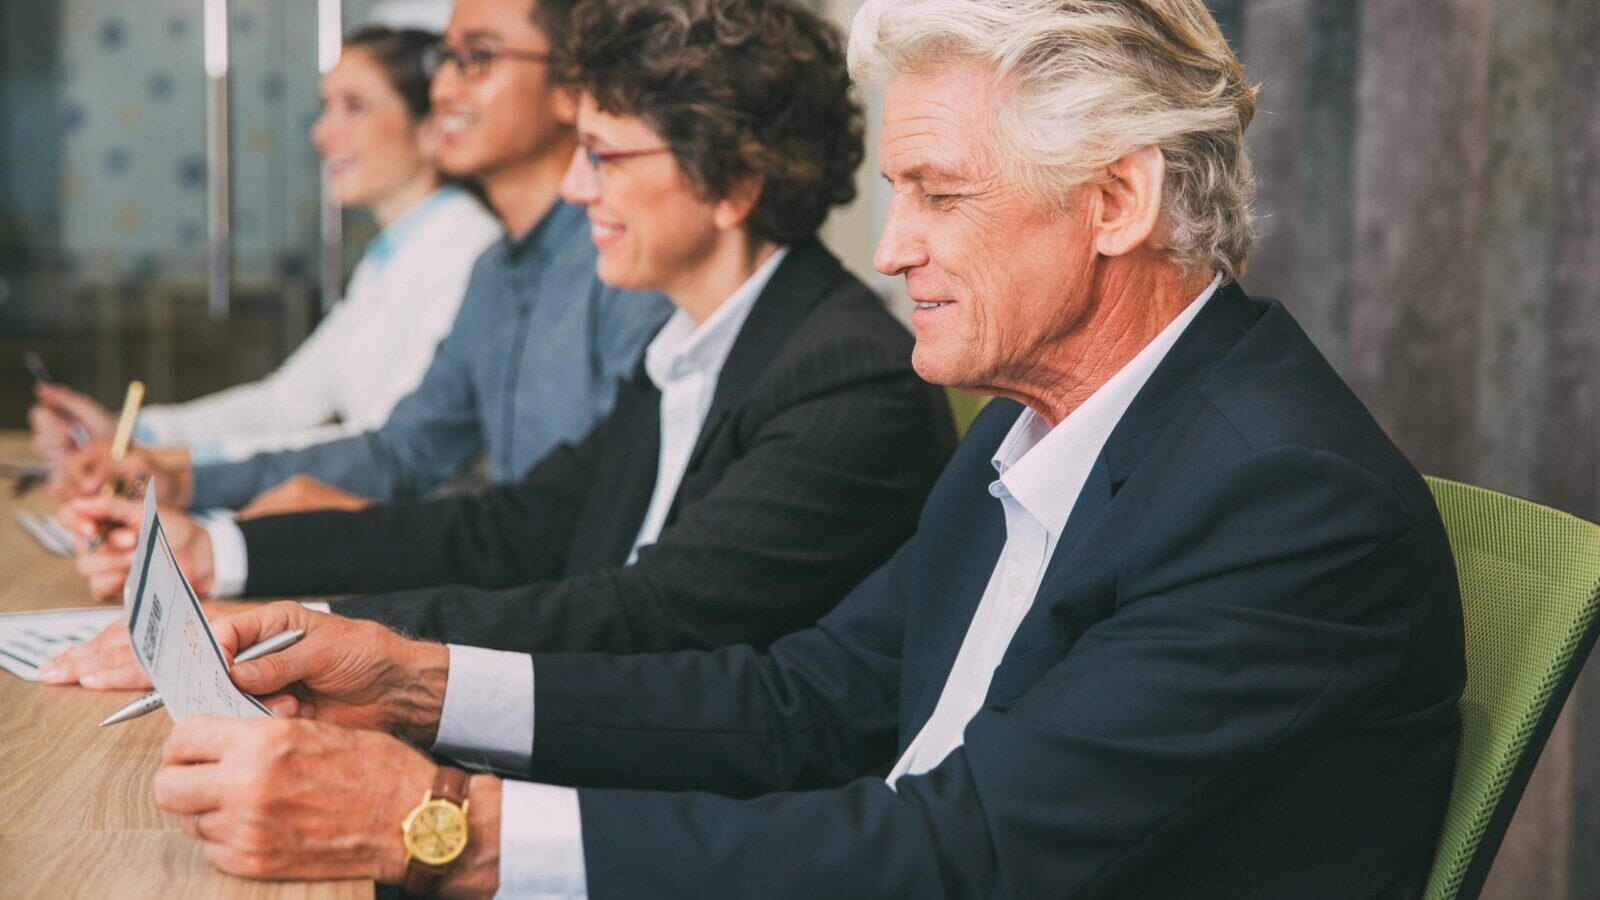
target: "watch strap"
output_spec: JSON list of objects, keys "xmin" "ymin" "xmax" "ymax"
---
[{"xmin": 402, "ymin": 766, "xmax": 470, "ymax": 897}]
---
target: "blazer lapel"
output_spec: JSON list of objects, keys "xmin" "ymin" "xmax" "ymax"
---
[
  {"xmin": 586, "ymin": 367, "xmax": 665, "ymax": 569},
  {"xmin": 997, "ymin": 283, "xmax": 1268, "ymax": 660},
  {"xmin": 666, "ymin": 239, "xmax": 842, "ymax": 512}
]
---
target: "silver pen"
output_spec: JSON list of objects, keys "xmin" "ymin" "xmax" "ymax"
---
[{"xmin": 97, "ymin": 628, "xmax": 307, "ymax": 727}]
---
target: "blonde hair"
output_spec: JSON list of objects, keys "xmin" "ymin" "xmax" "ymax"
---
[{"xmin": 850, "ymin": 0, "xmax": 1259, "ymax": 279}]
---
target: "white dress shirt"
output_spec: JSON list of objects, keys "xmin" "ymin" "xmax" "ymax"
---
[
  {"xmin": 431, "ymin": 272, "xmax": 1216, "ymax": 898},
  {"xmin": 887, "ymin": 275, "xmax": 1220, "ymax": 786},
  {"xmin": 136, "ymin": 187, "xmax": 500, "ymax": 465},
  {"xmin": 629, "ymin": 245, "xmax": 788, "ymax": 561}
]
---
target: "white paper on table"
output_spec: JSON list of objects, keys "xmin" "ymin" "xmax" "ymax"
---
[
  {"xmin": 13, "ymin": 509, "xmax": 75, "ymax": 557},
  {"xmin": 124, "ymin": 482, "xmax": 268, "ymax": 721},
  {"xmin": 0, "ymin": 607, "xmax": 125, "ymax": 681}
]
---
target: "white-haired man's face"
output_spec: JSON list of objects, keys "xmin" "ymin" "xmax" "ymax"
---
[{"xmin": 874, "ymin": 64, "xmax": 1102, "ymax": 399}]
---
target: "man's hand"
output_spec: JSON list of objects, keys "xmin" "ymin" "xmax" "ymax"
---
[
  {"xmin": 54, "ymin": 440, "xmax": 193, "ymax": 506},
  {"xmin": 28, "ymin": 383, "xmax": 115, "ymax": 461},
  {"xmin": 152, "ymin": 716, "xmax": 501, "ymax": 897},
  {"xmin": 58, "ymin": 495, "xmax": 214, "ymax": 599},
  {"xmin": 239, "ymin": 474, "xmax": 373, "ymax": 520},
  {"xmin": 214, "ymin": 602, "xmax": 451, "ymax": 745}
]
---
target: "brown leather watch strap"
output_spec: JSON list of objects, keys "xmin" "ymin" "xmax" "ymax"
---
[
  {"xmin": 402, "ymin": 766, "xmax": 470, "ymax": 897},
  {"xmin": 433, "ymin": 766, "xmax": 469, "ymax": 806}
]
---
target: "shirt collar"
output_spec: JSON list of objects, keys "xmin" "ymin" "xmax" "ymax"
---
[
  {"xmin": 992, "ymin": 272, "xmax": 1223, "ymax": 535},
  {"xmin": 365, "ymin": 185, "xmax": 463, "ymax": 270},
  {"xmin": 501, "ymin": 199, "xmax": 586, "ymax": 262},
  {"xmin": 644, "ymin": 245, "xmax": 790, "ymax": 390}
]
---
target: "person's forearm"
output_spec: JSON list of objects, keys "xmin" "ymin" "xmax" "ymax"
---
[{"xmin": 390, "ymin": 640, "xmax": 452, "ymax": 747}]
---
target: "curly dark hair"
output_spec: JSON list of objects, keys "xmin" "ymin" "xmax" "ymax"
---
[{"xmin": 538, "ymin": 0, "xmax": 864, "ymax": 244}]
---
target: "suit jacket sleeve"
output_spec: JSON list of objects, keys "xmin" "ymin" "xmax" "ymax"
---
[
  {"xmin": 332, "ymin": 363, "xmax": 950, "ymax": 654},
  {"xmin": 512, "ymin": 446, "xmax": 1424, "ymax": 899},
  {"xmin": 234, "ymin": 419, "xmax": 604, "ymax": 598}
]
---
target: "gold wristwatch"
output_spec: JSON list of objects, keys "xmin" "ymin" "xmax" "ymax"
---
[{"xmin": 401, "ymin": 766, "xmax": 471, "ymax": 896}]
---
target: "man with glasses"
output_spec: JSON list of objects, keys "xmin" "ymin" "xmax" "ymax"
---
[{"xmin": 54, "ymin": 0, "xmax": 672, "ymax": 529}]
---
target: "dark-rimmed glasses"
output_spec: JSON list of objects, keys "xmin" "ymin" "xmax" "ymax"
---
[{"xmin": 423, "ymin": 42, "xmax": 550, "ymax": 80}]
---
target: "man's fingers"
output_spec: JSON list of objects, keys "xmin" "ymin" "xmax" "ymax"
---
[
  {"xmin": 212, "ymin": 602, "xmax": 303, "ymax": 661},
  {"xmin": 229, "ymin": 647, "xmax": 308, "ymax": 696},
  {"xmin": 152, "ymin": 760, "xmax": 230, "ymax": 813},
  {"xmin": 261, "ymin": 692, "xmax": 302, "ymax": 718},
  {"xmin": 161, "ymin": 715, "xmax": 257, "ymax": 765}
]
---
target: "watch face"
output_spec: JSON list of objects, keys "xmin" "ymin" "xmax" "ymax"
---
[{"xmin": 405, "ymin": 799, "xmax": 470, "ymax": 866}]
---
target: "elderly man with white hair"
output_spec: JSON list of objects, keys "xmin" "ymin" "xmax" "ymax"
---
[{"xmin": 142, "ymin": 0, "xmax": 1464, "ymax": 897}]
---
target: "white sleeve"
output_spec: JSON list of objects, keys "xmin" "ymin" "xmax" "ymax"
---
[
  {"xmin": 133, "ymin": 273, "xmax": 369, "ymax": 449},
  {"xmin": 433, "ymin": 645, "xmax": 536, "ymax": 774},
  {"xmin": 496, "ymin": 781, "xmax": 589, "ymax": 900},
  {"xmin": 201, "ymin": 516, "xmax": 249, "ymax": 598}
]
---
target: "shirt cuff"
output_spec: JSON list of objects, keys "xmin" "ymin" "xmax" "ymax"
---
[
  {"xmin": 433, "ymin": 645, "xmax": 535, "ymax": 774},
  {"xmin": 496, "ymin": 781, "xmax": 589, "ymax": 900},
  {"xmin": 201, "ymin": 516, "xmax": 248, "ymax": 598}
]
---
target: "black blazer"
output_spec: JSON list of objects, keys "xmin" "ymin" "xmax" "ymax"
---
[
  {"xmin": 236, "ymin": 238, "xmax": 957, "ymax": 653},
  {"xmin": 520, "ymin": 284, "xmax": 1466, "ymax": 899}
]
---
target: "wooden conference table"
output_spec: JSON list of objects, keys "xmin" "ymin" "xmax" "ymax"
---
[{"xmin": 0, "ymin": 433, "xmax": 370, "ymax": 899}]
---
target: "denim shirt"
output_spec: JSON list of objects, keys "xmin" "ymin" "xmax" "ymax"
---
[{"xmin": 190, "ymin": 200, "xmax": 673, "ymax": 510}]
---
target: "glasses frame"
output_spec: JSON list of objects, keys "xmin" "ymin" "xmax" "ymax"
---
[
  {"xmin": 579, "ymin": 145, "xmax": 674, "ymax": 186},
  {"xmin": 423, "ymin": 42, "xmax": 551, "ymax": 80}
]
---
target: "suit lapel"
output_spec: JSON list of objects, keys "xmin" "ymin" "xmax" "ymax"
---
[
  {"xmin": 996, "ymin": 283, "xmax": 1267, "ymax": 663},
  {"xmin": 666, "ymin": 239, "xmax": 842, "ymax": 512},
  {"xmin": 588, "ymin": 367, "xmax": 665, "ymax": 569}
]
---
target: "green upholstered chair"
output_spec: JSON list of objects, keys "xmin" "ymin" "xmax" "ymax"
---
[
  {"xmin": 944, "ymin": 387, "xmax": 990, "ymax": 439},
  {"xmin": 1421, "ymin": 476, "xmax": 1600, "ymax": 900}
]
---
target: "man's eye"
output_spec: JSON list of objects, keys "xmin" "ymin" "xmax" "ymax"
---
[
  {"xmin": 924, "ymin": 193, "xmax": 956, "ymax": 207},
  {"xmin": 468, "ymin": 48, "xmax": 495, "ymax": 66}
]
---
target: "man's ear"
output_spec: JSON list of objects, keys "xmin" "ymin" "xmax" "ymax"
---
[
  {"xmin": 712, "ymin": 176, "xmax": 764, "ymax": 232},
  {"xmin": 1092, "ymin": 145, "xmax": 1165, "ymax": 258}
]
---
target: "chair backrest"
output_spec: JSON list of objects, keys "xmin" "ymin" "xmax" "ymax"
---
[
  {"xmin": 944, "ymin": 387, "xmax": 989, "ymax": 439},
  {"xmin": 1422, "ymin": 476, "xmax": 1600, "ymax": 900}
]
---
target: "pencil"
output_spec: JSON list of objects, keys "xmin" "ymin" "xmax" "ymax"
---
[{"xmin": 86, "ymin": 381, "xmax": 146, "ymax": 552}]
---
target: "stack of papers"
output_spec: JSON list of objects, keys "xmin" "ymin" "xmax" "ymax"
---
[{"xmin": 0, "ymin": 607, "xmax": 124, "ymax": 681}]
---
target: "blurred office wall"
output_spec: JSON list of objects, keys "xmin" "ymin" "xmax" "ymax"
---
[
  {"xmin": 1213, "ymin": 2, "xmax": 1599, "ymax": 897},
  {"xmin": 0, "ymin": 0, "xmax": 385, "ymax": 423}
]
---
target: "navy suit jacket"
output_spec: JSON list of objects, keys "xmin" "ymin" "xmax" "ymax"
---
[{"xmin": 522, "ymin": 283, "xmax": 1465, "ymax": 899}]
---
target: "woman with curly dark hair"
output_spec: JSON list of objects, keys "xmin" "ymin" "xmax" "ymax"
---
[{"xmin": 547, "ymin": 0, "xmax": 866, "ymax": 311}]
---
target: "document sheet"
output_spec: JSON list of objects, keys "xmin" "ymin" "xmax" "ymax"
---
[
  {"xmin": 0, "ymin": 606, "xmax": 124, "ymax": 681},
  {"xmin": 13, "ymin": 508, "xmax": 76, "ymax": 557},
  {"xmin": 125, "ymin": 484, "xmax": 268, "ymax": 721}
]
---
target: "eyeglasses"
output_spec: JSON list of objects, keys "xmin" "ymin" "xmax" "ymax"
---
[
  {"xmin": 578, "ymin": 145, "xmax": 674, "ymax": 186},
  {"xmin": 422, "ymin": 42, "xmax": 550, "ymax": 80}
]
